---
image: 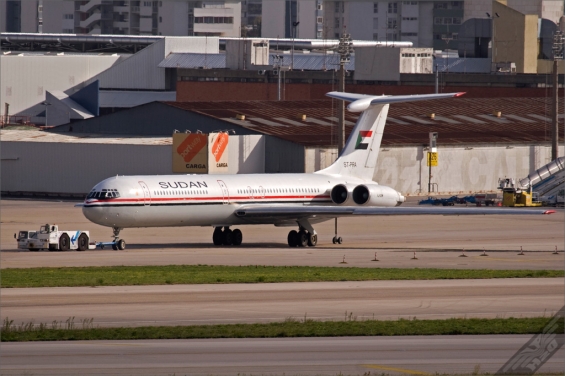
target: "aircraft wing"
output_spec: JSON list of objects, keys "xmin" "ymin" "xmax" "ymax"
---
[{"xmin": 234, "ymin": 205, "xmax": 558, "ymax": 221}]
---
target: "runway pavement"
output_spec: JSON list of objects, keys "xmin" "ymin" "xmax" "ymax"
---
[
  {"xmin": 2, "ymin": 199, "xmax": 564, "ymax": 269},
  {"xmin": 2, "ymin": 335, "xmax": 564, "ymax": 376},
  {"xmin": 2, "ymin": 279, "xmax": 563, "ymax": 327}
]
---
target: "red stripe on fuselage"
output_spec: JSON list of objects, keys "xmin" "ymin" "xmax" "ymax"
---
[{"xmin": 86, "ymin": 195, "xmax": 331, "ymax": 205}]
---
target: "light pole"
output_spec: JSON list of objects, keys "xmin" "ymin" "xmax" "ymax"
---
[
  {"xmin": 42, "ymin": 101, "xmax": 51, "ymax": 126},
  {"xmin": 291, "ymin": 21, "xmax": 299, "ymax": 70},
  {"xmin": 336, "ymin": 32, "xmax": 354, "ymax": 154},
  {"xmin": 551, "ymin": 31, "xmax": 564, "ymax": 160},
  {"xmin": 272, "ymin": 55, "xmax": 283, "ymax": 101},
  {"xmin": 486, "ymin": 12, "xmax": 500, "ymax": 72}
]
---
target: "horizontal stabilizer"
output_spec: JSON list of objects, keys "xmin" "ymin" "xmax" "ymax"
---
[{"xmin": 326, "ymin": 91, "xmax": 465, "ymax": 112}]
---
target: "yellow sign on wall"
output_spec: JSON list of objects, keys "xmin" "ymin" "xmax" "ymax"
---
[{"xmin": 427, "ymin": 152, "xmax": 438, "ymax": 167}]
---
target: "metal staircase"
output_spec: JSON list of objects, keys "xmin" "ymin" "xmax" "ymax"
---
[{"xmin": 519, "ymin": 157, "xmax": 565, "ymax": 202}]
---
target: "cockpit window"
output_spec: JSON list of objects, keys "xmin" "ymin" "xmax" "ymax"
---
[{"xmin": 88, "ymin": 189, "xmax": 121, "ymax": 199}]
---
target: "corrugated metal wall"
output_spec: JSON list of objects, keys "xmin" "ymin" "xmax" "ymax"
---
[
  {"xmin": 1, "ymin": 135, "xmax": 270, "ymax": 195},
  {"xmin": 265, "ymin": 137, "xmax": 305, "ymax": 173},
  {"xmin": 305, "ymin": 144, "xmax": 565, "ymax": 195},
  {"xmin": 1, "ymin": 142, "xmax": 172, "ymax": 195}
]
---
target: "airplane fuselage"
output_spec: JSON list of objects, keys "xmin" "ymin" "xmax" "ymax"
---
[{"xmin": 82, "ymin": 173, "xmax": 404, "ymax": 229}]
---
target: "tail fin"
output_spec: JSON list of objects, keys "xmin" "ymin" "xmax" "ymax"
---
[{"xmin": 316, "ymin": 91, "xmax": 465, "ymax": 180}]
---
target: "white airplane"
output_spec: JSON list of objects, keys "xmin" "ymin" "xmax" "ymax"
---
[{"xmin": 81, "ymin": 91, "xmax": 556, "ymax": 250}]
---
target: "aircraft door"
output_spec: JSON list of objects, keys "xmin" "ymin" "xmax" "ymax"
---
[
  {"xmin": 259, "ymin": 186, "xmax": 266, "ymax": 198},
  {"xmin": 217, "ymin": 180, "xmax": 230, "ymax": 204},
  {"xmin": 138, "ymin": 181, "xmax": 151, "ymax": 206}
]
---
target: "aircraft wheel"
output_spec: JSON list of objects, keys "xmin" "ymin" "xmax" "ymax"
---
[
  {"xmin": 232, "ymin": 229, "xmax": 243, "ymax": 246},
  {"xmin": 332, "ymin": 236, "xmax": 343, "ymax": 245},
  {"xmin": 307, "ymin": 233, "xmax": 318, "ymax": 247},
  {"xmin": 116, "ymin": 239, "xmax": 126, "ymax": 250},
  {"xmin": 212, "ymin": 227, "xmax": 223, "ymax": 246},
  {"xmin": 223, "ymin": 229, "xmax": 233, "ymax": 246},
  {"xmin": 297, "ymin": 230, "xmax": 308, "ymax": 247},
  {"xmin": 287, "ymin": 230, "xmax": 298, "ymax": 247},
  {"xmin": 59, "ymin": 234, "xmax": 71, "ymax": 252},
  {"xmin": 77, "ymin": 233, "xmax": 89, "ymax": 251}
]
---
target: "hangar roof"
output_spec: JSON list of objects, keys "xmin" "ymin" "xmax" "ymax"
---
[
  {"xmin": 164, "ymin": 97, "xmax": 564, "ymax": 147},
  {"xmin": 0, "ymin": 130, "xmax": 172, "ymax": 145},
  {"xmin": 99, "ymin": 90, "xmax": 176, "ymax": 108}
]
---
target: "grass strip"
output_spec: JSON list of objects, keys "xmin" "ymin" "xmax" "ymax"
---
[
  {"xmin": 2, "ymin": 317, "xmax": 563, "ymax": 342},
  {"xmin": 2, "ymin": 265, "xmax": 562, "ymax": 288}
]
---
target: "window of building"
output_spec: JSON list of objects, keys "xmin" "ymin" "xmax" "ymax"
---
[
  {"xmin": 63, "ymin": 14, "xmax": 73, "ymax": 19},
  {"xmin": 401, "ymin": 32, "xmax": 417, "ymax": 37},
  {"xmin": 334, "ymin": 1, "xmax": 340, "ymax": 13},
  {"xmin": 317, "ymin": 3, "xmax": 322, "ymax": 10},
  {"xmin": 388, "ymin": 2, "xmax": 397, "ymax": 14},
  {"xmin": 335, "ymin": 17, "xmax": 339, "ymax": 28},
  {"xmin": 402, "ymin": 17, "xmax": 417, "ymax": 21},
  {"xmin": 387, "ymin": 18, "xmax": 397, "ymax": 29},
  {"xmin": 63, "ymin": 28, "xmax": 74, "ymax": 33},
  {"xmin": 434, "ymin": 2, "xmax": 448, "ymax": 9},
  {"xmin": 451, "ymin": 1, "xmax": 463, "ymax": 9},
  {"xmin": 373, "ymin": 2, "xmax": 378, "ymax": 13},
  {"xmin": 373, "ymin": 18, "xmax": 378, "ymax": 29},
  {"xmin": 373, "ymin": 33, "xmax": 378, "ymax": 40},
  {"xmin": 443, "ymin": 17, "xmax": 452, "ymax": 24},
  {"xmin": 317, "ymin": 16, "xmax": 323, "ymax": 24},
  {"xmin": 159, "ymin": 16, "xmax": 162, "ymax": 22},
  {"xmin": 143, "ymin": 1, "xmax": 151, "ymax": 6},
  {"xmin": 249, "ymin": 3, "xmax": 262, "ymax": 14},
  {"xmin": 387, "ymin": 33, "xmax": 397, "ymax": 41},
  {"xmin": 194, "ymin": 17, "xmax": 234, "ymax": 24},
  {"xmin": 317, "ymin": 31, "xmax": 322, "ymax": 38},
  {"xmin": 335, "ymin": 32, "xmax": 340, "ymax": 38},
  {"xmin": 434, "ymin": 17, "xmax": 442, "ymax": 25},
  {"xmin": 453, "ymin": 17, "xmax": 462, "ymax": 25}
]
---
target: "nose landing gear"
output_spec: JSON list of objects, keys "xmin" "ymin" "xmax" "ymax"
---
[
  {"xmin": 213, "ymin": 227, "xmax": 243, "ymax": 246},
  {"xmin": 111, "ymin": 227, "xmax": 126, "ymax": 250}
]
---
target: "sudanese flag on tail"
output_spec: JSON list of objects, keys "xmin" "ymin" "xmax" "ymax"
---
[{"xmin": 355, "ymin": 130, "xmax": 373, "ymax": 150}]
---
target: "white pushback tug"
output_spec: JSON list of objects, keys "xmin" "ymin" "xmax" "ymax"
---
[{"xmin": 15, "ymin": 224, "xmax": 96, "ymax": 252}]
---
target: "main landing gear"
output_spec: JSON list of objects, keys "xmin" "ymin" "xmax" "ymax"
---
[
  {"xmin": 111, "ymin": 227, "xmax": 126, "ymax": 250},
  {"xmin": 213, "ymin": 226, "xmax": 243, "ymax": 246},
  {"xmin": 287, "ymin": 219, "xmax": 318, "ymax": 247}
]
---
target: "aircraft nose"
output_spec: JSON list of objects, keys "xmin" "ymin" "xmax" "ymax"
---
[{"xmin": 82, "ymin": 205, "xmax": 106, "ymax": 226}]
